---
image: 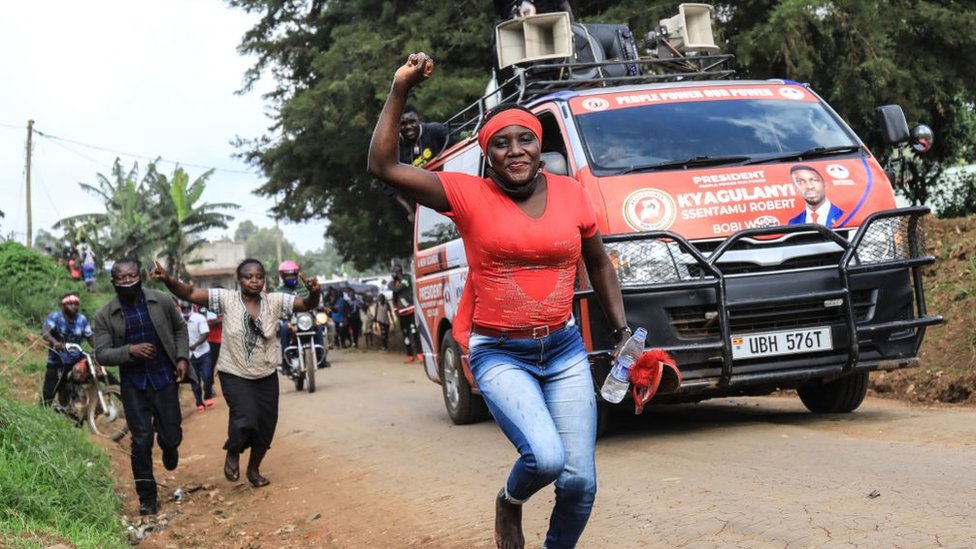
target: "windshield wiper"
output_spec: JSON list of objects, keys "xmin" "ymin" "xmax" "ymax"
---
[
  {"xmin": 744, "ymin": 145, "xmax": 862, "ymax": 165},
  {"xmin": 616, "ymin": 155, "xmax": 751, "ymax": 174}
]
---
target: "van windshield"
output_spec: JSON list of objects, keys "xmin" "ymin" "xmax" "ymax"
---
[{"xmin": 576, "ymin": 98, "xmax": 860, "ymax": 174}]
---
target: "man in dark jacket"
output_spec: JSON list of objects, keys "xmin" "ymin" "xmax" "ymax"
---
[{"xmin": 93, "ymin": 257, "xmax": 193, "ymax": 516}]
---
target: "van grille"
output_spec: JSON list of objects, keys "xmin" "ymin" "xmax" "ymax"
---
[
  {"xmin": 668, "ymin": 289, "xmax": 875, "ymax": 339},
  {"xmin": 687, "ymin": 252, "xmax": 845, "ymax": 276}
]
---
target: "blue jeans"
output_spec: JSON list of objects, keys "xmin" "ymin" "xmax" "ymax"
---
[
  {"xmin": 189, "ymin": 351, "xmax": 214, "ymax": 404},
  {"xmin": 469, "ymin": 320, "xmax": 597, "ymax": 549}
]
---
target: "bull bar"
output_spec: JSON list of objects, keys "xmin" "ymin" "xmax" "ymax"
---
[{"xmin": 575, "ymin": 206, "xmax": 943, "ymax": 395}]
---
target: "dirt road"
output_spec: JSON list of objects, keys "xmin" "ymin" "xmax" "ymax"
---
[{"xmin": 130, "ymin": 348, "xmax": 976, "ymax": 548}]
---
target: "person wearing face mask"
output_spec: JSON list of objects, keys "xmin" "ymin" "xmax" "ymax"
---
[
  {"xmin": 368, "ymin": 53, "xmax": 629, "ymax": 549},
  {"xmin": 92, "ymin": 257, "xmax": 194, "ymax": 517},
  {"xmin": 181, "ymin": 301, "xmax": 214, "ymax": 412},
  {"xmin": 276, "ymin": 261, "xmax": 327, "ymax": 371}
]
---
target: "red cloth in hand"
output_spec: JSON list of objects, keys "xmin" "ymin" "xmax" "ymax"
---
[{"xmin": 629, "ymin": 349, "xmax": 679, "ymax": 414}]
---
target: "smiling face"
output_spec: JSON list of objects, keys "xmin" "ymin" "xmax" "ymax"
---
[
  {"xmin": 485, "ymin": 125, "xmax": 541, "ymax": 186},
  {"xmin": 238, "ymin": 262, "xmax": 266, "ymax": 296},
  {"xmin": 792, "ymin": 168, "xmax": 827, "ymax": 209},
  {"xmin": 400, "ymin": 111, "xmax": 421, "ymax": 143}
]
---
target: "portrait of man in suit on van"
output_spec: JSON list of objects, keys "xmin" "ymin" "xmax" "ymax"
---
[{"xmin": 787, "ymin": 164, "xmax": 844, "ymax": 227}]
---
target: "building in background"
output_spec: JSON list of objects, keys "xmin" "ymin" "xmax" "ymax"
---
[{"xmin": 186, "ymin": 240, "xmax": 246, "ymax": 289}]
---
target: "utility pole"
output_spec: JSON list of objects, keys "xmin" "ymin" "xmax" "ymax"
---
[
  {"xmin": 275, "ymin": 219, "xmax": 283, "ymax": 266},
  {"xmin": 25, "ymin": 119, "xmax": 34, "ymax": 248}
]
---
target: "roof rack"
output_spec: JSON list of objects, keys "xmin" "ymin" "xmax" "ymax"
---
[{"xmin": 444, "ymin": 52, "xmax": 735, "ymax": 143}]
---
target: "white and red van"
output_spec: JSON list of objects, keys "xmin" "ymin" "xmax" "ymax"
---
[{"xmin": 409, "ymin": 43, "xmax": 940, "ymax": 428}]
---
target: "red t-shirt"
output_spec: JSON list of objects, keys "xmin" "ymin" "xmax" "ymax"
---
[
  {"xmin": 438, "ymin": 171, "xmax": 598, "ymax": 344},
  {"xmin": 206, "ymin": 313, "xmax": 222, "ymax": 343}
]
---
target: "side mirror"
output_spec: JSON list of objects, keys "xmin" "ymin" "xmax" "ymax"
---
[
  {"xmin": 910, "ymin": 124, "xmax": 934, "ymax": 154},
  {"xmin": 875, "ymin": 105, "xmax": 909, "ymax": 145}
]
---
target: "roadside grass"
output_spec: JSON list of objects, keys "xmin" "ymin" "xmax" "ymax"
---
[
  {"xmin": 0, "ymin": 395, "xmax": 127, "ymax": 548},
  {"xmin": 0, "ymin": 243, "xmax": 126, "ymax": 547}
]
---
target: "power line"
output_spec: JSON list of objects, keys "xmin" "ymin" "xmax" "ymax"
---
[
  {"xmin": 31, "ymin": 126, "xmax": 258, "ymax": 176},
  {"xmin": 40, "ymin": 134, "xmax": 115, "ymax": 169}
]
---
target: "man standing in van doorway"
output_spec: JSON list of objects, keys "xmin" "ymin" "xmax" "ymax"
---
[
  {"xmin": 383, "ymin": 106, "xmax": 453, "ymax": 221},
  {"xmin": 787, "ymin": 164, "xmax": 844, "ymax": 228}
]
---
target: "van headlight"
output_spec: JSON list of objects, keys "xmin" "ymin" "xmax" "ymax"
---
[
  {"xmin": 296, "ymin": 313, "xmax": 315, "ymax": 331},
  {"xmin": 853, "ymin": 217, "xmax": 911, "ymax": 264},
  {"xmin": 605, "ymin": 239, "xmax": 690, "ymax": 285}
]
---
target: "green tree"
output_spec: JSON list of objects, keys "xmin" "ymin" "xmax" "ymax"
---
[
  {"xmin": 724, "ymin": 0, "xmax": 976, "ymax": 204},
  {"xmin": 153, "ymin": 167, "xmax": 238, "ymax": 277},
  {"xmin": 234, "ymin": 219, "xmax": 260, "ymax": 242},
  {"xmin": 56, "ymin": 159, "xmax": 160, "ymax": 262},
  {"xmin": 229, "ymin": 0, "xmax": 493, "ymax": 269},
  {"xmin": 57, "ymin": 160, "xmax": 238, "ymax": 271},
  {"xmin": 230, "ymin": 0, "xmax": 976, "ymax": 265},
  {"xmin": 232, "ymin": 221, "xmax": 298, "ymax": 285}
]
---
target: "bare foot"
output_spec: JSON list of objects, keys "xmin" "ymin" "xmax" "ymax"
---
[{"xmin": 495, "ymin": 488, "xmax": 524, "ymax": 549}]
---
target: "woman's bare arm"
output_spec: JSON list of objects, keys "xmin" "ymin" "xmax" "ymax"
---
[{"xmin": 148, "ymin": 261, "xmax": 210, "ymax": 307}]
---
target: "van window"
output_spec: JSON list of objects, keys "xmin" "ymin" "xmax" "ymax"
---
[
  {"xmin": 443, "ymin": 143, "xmax": 483, "ymax": 176},
  {"xmin": 416, "ymin": 206, "xmax": 459, "ymax": 250},
  {"xmin": 416, "ymin": 144, "xmax": 478, "ymax": 251},
  {"xmin": 576, "ymin": 98, "xmax": 858, "ymax": 172}
]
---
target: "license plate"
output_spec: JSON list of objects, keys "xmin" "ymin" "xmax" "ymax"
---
[{"xmin": 731, "ymin": 327, "xmax": 832, "ymax": 359}]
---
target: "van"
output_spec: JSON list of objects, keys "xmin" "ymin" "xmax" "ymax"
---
[{"xmin": 410, "ymin": 7, "xmax": 941, "ymax": 428}]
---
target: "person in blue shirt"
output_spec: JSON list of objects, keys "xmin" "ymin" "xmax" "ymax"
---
[
  {"xmin": 93, "ymin": 258, "xmax": 192, "ymax": 517},
  {"xmin": 330, "ymin": 291, "xmax": 351, "ymax": 349},
  {"xmin": 40, "ymin": 292, "xmax": 94, "ymax": 407}
]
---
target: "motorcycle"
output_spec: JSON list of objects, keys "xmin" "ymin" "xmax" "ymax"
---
[
  {"xmin": 51, "ymin": 343, "xmax": 128, "ymax": 441},
  {"xmin": 281, "ymin": 311, "xmax": 328, "ymax": 393}
]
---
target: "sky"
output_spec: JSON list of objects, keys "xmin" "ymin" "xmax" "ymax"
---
[{"xmin": 0, "ymin": 0, "xmax": 327, "ymax": 253}]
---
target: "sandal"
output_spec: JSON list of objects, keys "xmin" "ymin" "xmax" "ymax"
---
[
  {"xmin": 224, "ymin": 453, "xmax": 240, "ymax": 482},
  {"xmin": 247, "ymin": 471, "xmax": 270, "ymax": 488}
]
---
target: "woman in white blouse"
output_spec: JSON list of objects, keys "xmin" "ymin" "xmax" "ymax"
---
[{"xmin": 151, "ymin": 258, "xmax": 321, "ymax": 487}]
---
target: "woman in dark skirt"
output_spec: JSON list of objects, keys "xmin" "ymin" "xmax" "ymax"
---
[{"xmin": 151, "ymin": 258, "xmax": 320, "ymax": 487}]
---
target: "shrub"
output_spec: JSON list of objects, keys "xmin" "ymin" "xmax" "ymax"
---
[{"xmin": 0, "ymin": 242, "xmax": 79, "ymax": 327}]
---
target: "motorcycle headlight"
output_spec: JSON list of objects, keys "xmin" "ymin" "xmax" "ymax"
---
[
  {"xmin": 296, "ymin": 313, "xmax": 314, "ymax": 331},
  {"xmin": 315, "ymin": 312, "xmax": 329, "ymax": 326}
]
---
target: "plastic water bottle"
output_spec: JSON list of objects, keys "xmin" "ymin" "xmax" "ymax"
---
[{"xmin": 600, "ymin": 327, "xmax": 647, "ymax": 403}]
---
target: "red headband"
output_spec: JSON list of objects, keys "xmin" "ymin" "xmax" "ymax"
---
[
  {"xmin": 477, "ymin": 109, "xmax": 542, "ymax": 153},
  {"xmin": 61, "ymin": 295, "xmax": 80, "ymax": 305}
]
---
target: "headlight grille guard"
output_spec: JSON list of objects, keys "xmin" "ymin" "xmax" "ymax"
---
[{"xmin": 578, "ymin": 206, "xmax": 942, "ymax": 387}]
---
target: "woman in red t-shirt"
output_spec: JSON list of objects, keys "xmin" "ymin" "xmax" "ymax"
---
[{"xmin": 368, "ymin": 53, "xmax": 630, "ymax": 549}]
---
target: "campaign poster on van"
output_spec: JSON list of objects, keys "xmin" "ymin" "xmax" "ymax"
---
[{"xmin": 600, "ymin": 160, "xmax": 895, "ymax": 239}]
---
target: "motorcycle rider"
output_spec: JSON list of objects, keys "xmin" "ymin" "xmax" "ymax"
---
[
  {"xmin": 276, "ymin": 261, "xmax": 328, "ymax": 371},
  {"xmin": 41, "ymin": 292, "xmax": 95, "ymax": 407}
]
